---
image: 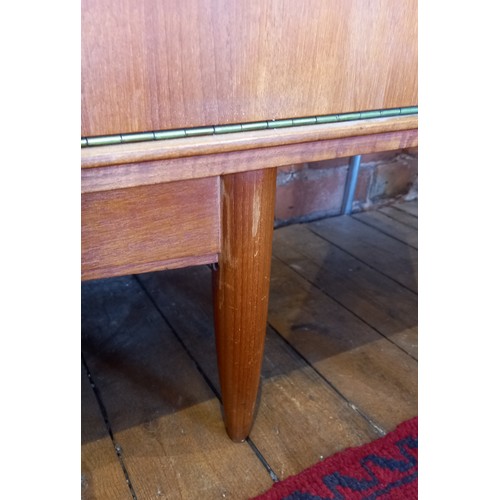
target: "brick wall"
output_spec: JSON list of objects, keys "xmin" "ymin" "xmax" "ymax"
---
[{"xmin": 274, "ymin": 147, "xmax": 418, "ymax": 227}]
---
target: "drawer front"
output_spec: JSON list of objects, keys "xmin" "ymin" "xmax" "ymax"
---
[{"xmin": 82, "ymin": 177, "xmax": 220, "ymax": 280}]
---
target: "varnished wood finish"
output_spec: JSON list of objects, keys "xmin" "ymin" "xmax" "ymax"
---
[
  {"xmin": 213, "ymin": 169, "xmax": 277, "ymax": 441},
  {"xmin": 81, "ymin": 0, "xmax": 418, "ymax": 444},
  {"xmin": 81, "ymin": 116, "xmax": 417, "ymax": 169},
  {"xmin": 81, "ymin": 178, "xmax": 220, "ymax": 280},
  {"xmin": 82, "ymin": 0, "xmax": 417, "ymax": 136},
  {"xmin": 82, "ymin": 129, "xmax": 417, "ymax": 194}
]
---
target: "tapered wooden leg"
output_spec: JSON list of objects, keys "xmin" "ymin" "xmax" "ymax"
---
[{"xmin": 213, "ymin": 168, "xmax": 277, "ymax": 442}]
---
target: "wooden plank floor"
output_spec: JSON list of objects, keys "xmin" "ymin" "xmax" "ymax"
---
[{"xmin": 82, "ymin": 199, "xmax": 418, "ymax": 500}]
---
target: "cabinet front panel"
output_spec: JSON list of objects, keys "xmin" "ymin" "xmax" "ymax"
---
[{"xmin": 81, "ymin": 0, "xmax": 417, "ymax": 137}]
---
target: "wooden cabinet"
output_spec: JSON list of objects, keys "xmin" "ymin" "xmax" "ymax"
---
[{"xmin": 81, "ymin": 0, "xmax": 417, "ymax": 440}]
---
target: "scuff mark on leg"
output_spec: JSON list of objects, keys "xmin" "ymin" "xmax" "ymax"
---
[{"xmin": 252, "ymin": 191, "xmax": 261, "ymax": 238}]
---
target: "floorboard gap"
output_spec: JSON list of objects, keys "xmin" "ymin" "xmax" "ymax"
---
[
  {"xmin": 351, "ymin": 215, "xmax": 418, "ymax": 250},
  {"xmin": 390, "ymin": 204, "xmax": 418, "ymax": 218},
  {"xmin": 134, "ymin": 274, "xmax": 281, "ymax": 479},
  {"xmin": 246, "ymin": 437, "xmax": 280, "ymax": 483},
  {"xmin": 273, "ymin": 253, "xmax": 418, "ymax": 362},
  {"xmin": 134, "ymin": 274, "xmax": 222, "ymax": 401},
  {"xmin": 81, "ymin": 355, "xmax": 138, "ymax": 500},
  {"xmin": 266, "ymin": 324, "xmax": 386, "ymax": 438},
  {"xmin": 376, "ymin": 210, "xmax": 417, "ymax": 229},
  {"xmin": 306, "ymin": 226, "xmax": 418, "ymax": 295}
]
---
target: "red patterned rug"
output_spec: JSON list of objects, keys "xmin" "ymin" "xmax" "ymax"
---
[{"xmin": 252, "ymin": 417, "xmax": 417, "ymax": 500}]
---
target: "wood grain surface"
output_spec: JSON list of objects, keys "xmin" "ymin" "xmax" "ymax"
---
[
  {"xmin": 213, "ymin": 169, "xmax": 277, "ymax": 441},
  {"xmin": 81, "ymin": 0, "xmax": 418, "ymax": 136},
  {"xmin": 81, "ymin": 115, "xmax": 418, "ymax": 169},
  {"xmin": 82, "ymin": 128, "xmax": 418, "ymax": 194},
  {"xmin": 82, "ymin": 177, "xmax": 220, "ymax": 280}
]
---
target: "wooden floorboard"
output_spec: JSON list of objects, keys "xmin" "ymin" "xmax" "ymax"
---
[
  {"xmin": 352, "ymin": 210, "xmax": 418, "ymax": 249},
  {"xmin": 309, "ymin": 216, "xmax": 418, "ymax": 293},
  {"xmin": 394, "ymin": 199, "xmax": 418, "ymax": 217},
  {"xmin": 81, "ymin": 200, "xmax": 418, "ymax": 499},
  {"xmin": 82, "ymin": 277, "xmax": 272, "ymax": 500},
  {"xmin": 379, "ymin": 203, "xmax": 418, "ymax": 229},
  {"xmin": 272, "ymin": 224, "xmax": 418, "ymax": 359},
  {"xmin": 81, "ymin": 363, "xmax": 133, "ymax": 500},
  {"xmin": 267, "ymin": 256, "xmax": 417, "ymax": 431},
  {"xmin": 138, "ymin": 268, "xmax": 379, "ymax": 479}
]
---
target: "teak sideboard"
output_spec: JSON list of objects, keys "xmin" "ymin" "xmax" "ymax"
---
[{"xmin": 81, "ymin": 0, "xmax": 418, "ymax": 442}]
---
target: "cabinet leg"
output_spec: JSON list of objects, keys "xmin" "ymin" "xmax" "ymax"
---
[{"xmin": 213, "ymin": 168, "xmax": 277, "ymax": 442}]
